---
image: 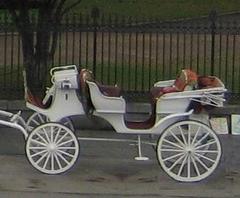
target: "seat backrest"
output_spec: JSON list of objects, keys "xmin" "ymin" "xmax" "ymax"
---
[
  {"xmin": 79, "ymin": 69, "xmax": 94, "ymax": 88},
  {"xmin": 79, "ymin": 69, "xmax": 95, "ymax": 114},
  {"xmin": 198, "ymin": 76, "xmax": 223, "ymax": 89},
  {"xmin": 86, "ymin": 81, "xmax": 126, "ymax": 113},
  {"xmin": 174, "ymin": 69, "xmax": 197, "ymax": 91}
]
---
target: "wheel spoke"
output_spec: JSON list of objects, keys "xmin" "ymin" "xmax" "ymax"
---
[
  {"xmin": 57, "ymin": 139, "xmax": 74, "ymax": 147},
  {"xmin": 163, "ymin": 152, "xmax": 184, "ymax": 162},
  {"xmin": 187, "ymin": 155, "xmax": 191, "ymax": 178},
  {"xmin": 168, "ymin": 154, "xmax": 186, "ymax": 171},
  {"xmin": 195, "ymin": 140, "xmax": 216, "ymax": 150},
  {"xmin": 32, "ymin": 119, "xmax": 40, "ymax": 126},
  {"xmin": 56, "ymin": 132, "xmax": 69, "ymax": 145},
  {"xmin": 30, "ymin": 139, "xmax": 47, "ymax": 147},
  {"xmin": 191, "ymin": 126, "xmax": 201, "ymax": 145},
  {"xmin": 194, "ymin": 132, "xmax": 210, "ymax": 147},
  {"xmin": 50, "ymin": 126, "xmax": 54, "ymax": 143},
  {"xmin": 42, "ymin": 128, "xmax": 51, "ymax": 143},
  {"xmin": 54, "ymin": 128, "xmax": 62, "ymax": 143},
  {"xmin": 43, "ymin": 153, "xmax": 50, "ymax": 169},
  {"xmin": 63, "ymin": 121, "xmax": 69, "ymax": 125},
  {"xmin": 56, "ymin": 152, "xmax": 70, "ymax": 165},
  {"xmin": 37, "ymin": 113, "xmax": 45, "ymax": 123},
  {"xmin": 188, "ymin": 125, "xmax": 191, "ymax": 146},
  {"xmin": 163, "ymin": 139, "xmax": 183, "ymax": 150},
  {"xmin": 161, "ymin": 144, "xmax": 178, "ymax": 149},
  {"xmin": 58, "ymin": 150, "xmax": 74, "ymax": 158},
  {"xmin": 160, "ymin": 148, "xmax": 183, "ymax": 152},
  {"xmin": 191, "ymin": 155, "xmax": 200, "ymax": 176},
  {"xmin": 54, "ymin": 153, "xmax": 62, "ymax": 169},
  {"xmin": 29, "ymin": 146, "xmax": 46, "ymax": 150},
  {"xmin": 195, "ymin": 150, "xmax": 219, "ymax": 153},
  {"xmin": 36, "ymin": 152, "xmax": 48, "ymax": 164},
  {"xmin": 30, "ymin": 150, "xmax": 47, "ymax": 158},
  {"xmin": 169, "ymin": 130, "xmax": 185, "ymax": 147},
  {"xmin": 194, "ymin": 153, "xmax": 216, "ymax": 163},
  {"xmin": 35, "ymin": 132, "xmax": 48, "ymax": 144},
  {"xmin": 28, "ymin": 126, "xmax": 34, "ymax": 131},
  {"xmin": 51, "ymin": 153, "xmax": 54, "ymax": 171},
  {"xmin": 177, "ymin": 154, "xmax": 187, "ymax": 176},
  {"xmin": 193, "ymin": 154, "xmax": 209, "ymax": 171},
  {"xmin": 178, "ymin": 126, "xmax": 187, "ymax": 145},
  {"xmin": 58, "ymin": 147, "xmax": 77, "ymax": 150}
]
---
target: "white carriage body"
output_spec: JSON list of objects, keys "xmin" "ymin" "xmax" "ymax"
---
[{"xmin": 25, "ymin": 65, "xmax": 227, "ymax": 135}]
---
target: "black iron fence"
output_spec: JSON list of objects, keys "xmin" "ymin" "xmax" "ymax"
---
[{"xmin": 0, "ymin": 11, "xmax": 240, "ymax": 99}]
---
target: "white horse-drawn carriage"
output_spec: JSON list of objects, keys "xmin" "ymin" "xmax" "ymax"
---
[{"xmin": 0, "ymin": 65, "xmax": 226, "ymax": 182}]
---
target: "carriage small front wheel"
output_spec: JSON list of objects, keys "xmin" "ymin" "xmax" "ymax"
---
[
  {"xmin": 26, "ymin": 112, "xmax": 74, "ymax": 132},
  {"xmin": 25, "ymin": 123, "xmax": 79, "ymax": 174},
  {"xmin": 157, "ymin": 120, "xmax": 221, "ymax": 182}
]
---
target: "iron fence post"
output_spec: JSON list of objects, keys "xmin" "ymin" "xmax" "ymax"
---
[
  {"xmin": 91, "ymin": 7, "xmax": 100, "ymax": 76},
  {"xmin": 209, "ymin": 10, "xmax": 217, "ymax": 75}
]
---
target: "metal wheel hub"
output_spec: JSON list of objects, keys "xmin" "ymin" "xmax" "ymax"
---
[
  {"xmin": 47, "ymin": 143, "xmax": 57, "ymax": 153},
  {"xmin": 184, "ymin": 145, "xmax": 194, "ymax": 154}
]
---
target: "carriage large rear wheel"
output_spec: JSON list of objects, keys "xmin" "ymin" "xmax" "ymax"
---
[
  {"xmin": 157, "ymin": 120, "xmax": 221, "ymax": 182},
  {"xmin": 25, "ymin": 123, "xmax": 79, "ymax": 174}
]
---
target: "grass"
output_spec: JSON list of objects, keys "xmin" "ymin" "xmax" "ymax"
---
[
  {"xmin": 1, "ymin": 1, "xmax": 240, "ymax": 22},
  {"xmin": 2, "ymin": 1, "xmax": 240, "ymax": 22},
  {"xmin": 70, "ymin": 0, "xmax": 240, "ymax": 20}
]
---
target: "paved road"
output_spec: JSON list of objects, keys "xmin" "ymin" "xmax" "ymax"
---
[{"xmin": 0, "ymin": 129, "xmax": 239, "ymax": 197}]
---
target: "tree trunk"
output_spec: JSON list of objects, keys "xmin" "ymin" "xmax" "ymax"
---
[
  {"xmin": 5, "ymin": 0, "xmax": 81, "ymax": 98},
  {"xmin": 22, "ymin": 6, "xmax": 56, "ymax": 98}
]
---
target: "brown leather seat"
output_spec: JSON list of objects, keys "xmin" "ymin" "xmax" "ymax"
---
[
  {"xmin": 150, "ymin": 69, "xmax": 198, "ymax": 102},
  {"xmin": 97, "ymin": 84, "xmax": 121, "ymax": 97},
  {"xmin": 198, "ymin": 76, "xmax": 221, "ymax": 89}
]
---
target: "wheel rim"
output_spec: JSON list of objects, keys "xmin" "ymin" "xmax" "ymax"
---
[
  {"xmin": 27, "ymin": 112, "xmax": 74, "ymax": 132},
  {"xmin": 26, "ymin": 123, "xmax": 79, "ymax": 174},
  {"xmin": 157, "ymin": 120, "xmax": 221, "ymax": 182}
]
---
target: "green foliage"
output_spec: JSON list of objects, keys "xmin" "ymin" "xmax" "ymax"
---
[{"xmin": 69, "ymin": 0, "xmax": 240, "ymax": 19}]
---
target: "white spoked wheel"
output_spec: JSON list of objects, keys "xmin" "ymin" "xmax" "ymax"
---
[
  {"xmin": 25, "ymin": 123, "xmax": 79, "ymax": 174},
  {"xmin": 27, "ymin": 112, "xmax": 74, "ymax": 132},
  {"xmin": 157, "ymin": 120, "xmax": 221, "ymax": 182}
]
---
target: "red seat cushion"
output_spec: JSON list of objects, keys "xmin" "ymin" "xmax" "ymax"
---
[
  {"xmin": 26, "ymin": 90, "xmax": 46, "ymax": 109},
  {"xmin": 150, "ymin": 86, "xmax": 178, "ymax": 101},
  {"xmin": 97, "ymin": 84, "xmax": 121, "ymax": 97},
  {"xmin": 198, "ymin": 76, "xmax": 220, "ymax": 89},
  {"xmin": 125, "ymin": 115, "xmax": 155, "ymax": 129}
]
